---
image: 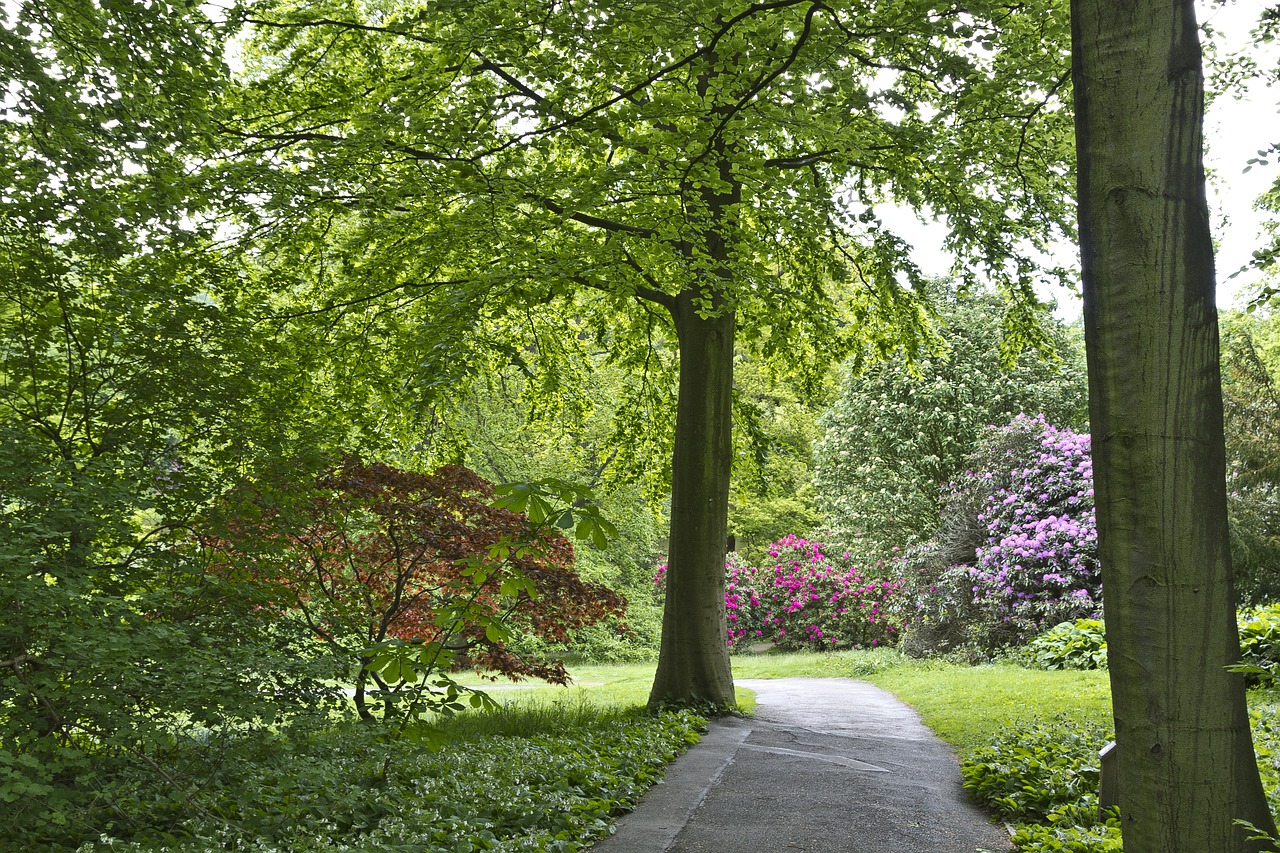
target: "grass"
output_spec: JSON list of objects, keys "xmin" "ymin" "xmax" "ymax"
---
[
  {"xmin": 866, "ymin": 662, "xmax": 1113, "ymax": 757},
  {"xmin": 65, "ymin": 648, "xmax": 1270, "ymax": 852},
  {"xmin": 449, "ymin": 647, "xmax": 1113, "ymax": 761}
]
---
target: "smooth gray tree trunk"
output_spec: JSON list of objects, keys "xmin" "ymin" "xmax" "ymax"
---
[{"xmin": 1071, "ymin": 2, "xmax": 1276, "ymax": 849}]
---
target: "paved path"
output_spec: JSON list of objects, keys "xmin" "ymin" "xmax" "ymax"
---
[{"xmin": 592, "ymin": 678, "xmax": 1011, "ymax": 853}]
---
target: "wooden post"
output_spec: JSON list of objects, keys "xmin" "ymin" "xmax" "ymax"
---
[{"xmin": 1099, "ymin": 740, "xmax": 1118, "ymax": 819}]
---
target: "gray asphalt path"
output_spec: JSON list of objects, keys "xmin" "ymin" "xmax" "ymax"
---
[{"xmin": 592, "ymin": 678, "xmax": 1011, "ymax": 853}]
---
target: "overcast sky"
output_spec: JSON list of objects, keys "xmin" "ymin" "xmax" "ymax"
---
[{"xmin": 884, "ymin": 1, "xmax": 1280, "ymax": 316}]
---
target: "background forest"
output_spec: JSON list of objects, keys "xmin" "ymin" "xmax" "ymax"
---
[{"xmin": 5, "ymin": 0, "xmax": 1280, "ymax": 851}]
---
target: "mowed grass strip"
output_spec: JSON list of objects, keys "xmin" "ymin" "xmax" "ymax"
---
[{"xmin": 864, "ymin": 663, "xmax": 1113, "ymax": 757}]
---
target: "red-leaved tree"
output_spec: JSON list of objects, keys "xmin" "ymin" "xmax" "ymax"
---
[{"xmin": 202, "ymin": 458, "xmax": 626, "ymax": 721}]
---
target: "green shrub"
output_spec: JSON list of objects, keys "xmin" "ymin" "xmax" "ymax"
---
[
  {"xmin": 961, "ymin": 717, "xmax": 1111, "ymax": 823},
  {"xmin": 1251, "ymin": 699, "xmax": 1280, "ymax": 816},
  {"xmin": 1021, "ymin": 620, "xmax": 1108, "ymax": 671},
  {"xmin": 1011, "ymin": 804, "xmax": 1123, "ymax": 853},
  {"xmin": 1239, "ymin": 605, "xmax": 1280, "ymax": 688},
  {"xmin": 894, "ymin": 545, "xmax": 994, "ymax": 662}
]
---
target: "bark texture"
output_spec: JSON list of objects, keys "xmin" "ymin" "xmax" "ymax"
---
[
  {"xmin": 1071, "ymin": 2, "xmax": 1276, "ymax": 849},
  {"xmin": 648, "ymin": 288, "xmax": 737, "ymax": 707}
]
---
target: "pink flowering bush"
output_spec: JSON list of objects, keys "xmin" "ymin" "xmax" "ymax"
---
[
  {"xmin": 899, "ymin": 415, "xmax": 1101, "ymax": 657},
  {"xmin": 968, "ymin": 416, "xmax": 1100, "ymax": 634},
  {"xmin": 740, "ymin": 536, "xmax": 901, "ymax": 651},
  {"xmin": 656, "ymin": 537, "xmax": 901, "ymax": 651},
  {"xmin": 660, "ymin": 535, "xmax": 901, "ymax": 648}
]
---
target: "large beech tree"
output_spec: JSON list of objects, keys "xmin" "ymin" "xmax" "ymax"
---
[
  {"xmin": 1072, "ymin": 2, "xmax": 1276, "ymax": 849},
  {"xmin": 228, "ymin": 0, "xmax": 1079, "ymax": 705}
]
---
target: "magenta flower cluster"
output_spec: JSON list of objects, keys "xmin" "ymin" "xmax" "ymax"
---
[
  {"xmin": 967, "ymin": 415, "xmax": 1100, "ymax": 632},
  {"xmin": 654, "ymin": 536, "xmax": 901, "ymax": 651},
  {"xmin": 727, "ymin": 535, "xmax": 901, "ymax": 651}
]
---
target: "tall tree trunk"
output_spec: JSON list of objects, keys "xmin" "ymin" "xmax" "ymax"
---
[
  {"xmin": 648, "ymin": 286, "xmax": 737, "ymax": 707},
  {"xmin": 1072, "ymin": 3, "xmax": 1276, "ymax": 849}
]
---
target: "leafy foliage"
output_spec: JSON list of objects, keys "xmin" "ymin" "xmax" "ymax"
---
[
  {"xmin": 409, "ymin": 363, "xmax": 670, "ymax": 662},
  {"xmin": 1250, "ymin": 698, "xmax": 1280, "ymax": 829},
  {"xmin": 203, "ymin": 459, "xmax": 627, "ymax": 721},
  {"xmin": 813, "ymin": 292, "xmax": 1087, "ymax": 560},
  {"xmin": 1221, "ymin": 314, "xmax": 1280, "ymax": 605},
  {"xmin": 66, "ymin": 705, "xmax": 706, "ymax": 852},
  {"xmin": 1237, "ymin": 605, "xmax": 1280, "ymax": 689},
  {"xmin": 1010, "ymin": 808, "xmax": 1123, "ymax": 853},
  {"xmin": 0, "ymin": 6, "xmax": 359, "ymax": 843},
  {"xmin": 727, "ymin": 356, "xmax": 828, "ymax": 566},
  {"xmin": 225, "ymin": 0, "xmax": 1081, "ymax": 703},
  {"xmin": 1020, "ymin": 620, "xmax": 1109, "ymax": 671},
  {"xmin": 961, "ymin": 717, "xmax": 1111, "ymax": 823}
]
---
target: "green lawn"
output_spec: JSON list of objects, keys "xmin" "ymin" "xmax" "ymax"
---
[
  {"xmin": 453, "ymin": 648, "xmax": 1114, "ymax": 759},
  {"xmin": 865, "ymin": 662, "xmax": 1113, "ymax": 757}
]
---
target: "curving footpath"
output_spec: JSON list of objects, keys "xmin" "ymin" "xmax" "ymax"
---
[{"xmin": 592, "ymin": 678, "xmax": 1011, "ymax": 853}]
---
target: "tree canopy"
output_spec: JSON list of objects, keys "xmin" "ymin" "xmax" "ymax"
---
[{"xmin": 223, "ymin": 0, "xmax": 1080, "ymax": 705}]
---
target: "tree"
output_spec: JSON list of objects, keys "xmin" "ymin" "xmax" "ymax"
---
[
  {"xmin": 727, "ymin": 355, "xmax": 828, "ymax": 566},
  {"xmin": 226, "ymin": 0, "xmax": 1079, "ymax": 706},
  {"xmin": 203, "ymin": 458, "xmax": 626, "ymax": 721},
  {"xmin": 1071, "ymin": 2, "xmax": 1276, "ymax": 848},
  {"xmin": 0, "ymin": 3, "xmax": 361, "ymax": 841},
  {"xmin": 813, "ymin": 289, "xmax": 1087, "ymax": 560},
  {"xmin": 1220, "ymin": 314, "xmax": 1280, "ymax": 605}
]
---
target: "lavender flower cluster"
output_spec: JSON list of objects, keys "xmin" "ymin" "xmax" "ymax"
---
[{"xmin": 967, "ymin": 415, "xmax": 1100, "ymax": 634}]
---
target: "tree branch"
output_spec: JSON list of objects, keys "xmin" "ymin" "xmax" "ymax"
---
[
  {"xmin": 243, "ymin": 16, "xmax": 439, "ymax": 46},
  {"xmin": 474, "ymin": 54, "xmax": 545, "ymax": 104},
  {"xmin": 271, "ymin": 278, "xmax": 470, "ymax": 320}
]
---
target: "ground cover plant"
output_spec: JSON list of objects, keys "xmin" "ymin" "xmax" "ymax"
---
[
  {"xmin": 865, "ymin": 655, "xmax": 1280, "ymax": 853},
  {"xmin": 1017, "ymin": 619, "xmax": 1109, "ymax": 671},
  {"xmin": 66, "ymin": 702, "xmax": 707, "ymax": 853}
]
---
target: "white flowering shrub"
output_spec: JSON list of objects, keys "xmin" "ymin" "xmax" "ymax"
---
[{"xmin": 812, "ymin": 292, "xmax": 1086, "ymax": 562}]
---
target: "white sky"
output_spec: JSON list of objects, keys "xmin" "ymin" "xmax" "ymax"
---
[{"xmin": 883, "ymin": 0, "xmax": 1280, "ymax": 316}]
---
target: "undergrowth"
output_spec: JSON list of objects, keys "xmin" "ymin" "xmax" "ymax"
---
[{"xmin": 28, "ymin": 702, "xmax": 705, "ymax": 853}]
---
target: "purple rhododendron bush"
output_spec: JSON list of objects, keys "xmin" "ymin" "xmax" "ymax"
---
[
  {"xmin": 655, "ymin": 536, "xmax": 901, "ymax": 651},
  {"xmin": 897, "ymin": 414, "xmax": 1102, "ymax": 658}
]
